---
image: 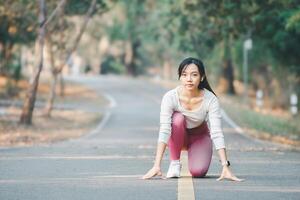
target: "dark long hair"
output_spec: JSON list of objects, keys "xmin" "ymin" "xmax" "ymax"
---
[{"xmin": 178, "ymin": 57, "xmax": 217, "ymax": 96}]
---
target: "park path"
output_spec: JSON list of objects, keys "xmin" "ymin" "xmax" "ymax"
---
[{"xmin": 0, "ymin": 75, "xmax": 299, "ymax": 200}]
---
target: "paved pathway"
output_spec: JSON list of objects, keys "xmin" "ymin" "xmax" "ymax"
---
[{"xmin": 0, "ymin": 75, "xmax": 299, "ymax": 200}]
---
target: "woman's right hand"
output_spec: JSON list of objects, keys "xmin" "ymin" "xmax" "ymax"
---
[
  {"xmin": 142, "ymin": 166, "xmax": 162, "ymax": 179},
  {"xmin": 142, "ymin": 142, "xmax": 167, "ymax": 179}
]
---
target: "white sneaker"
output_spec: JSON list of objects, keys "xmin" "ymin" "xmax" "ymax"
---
[{"xmin": 166, "ymin": 160, "xmax": 182, "ymax": 178}]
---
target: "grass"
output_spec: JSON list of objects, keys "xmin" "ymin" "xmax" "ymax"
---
[
  {"xmin": 0, "ymin": 76, "xmax": 107, "ymax": 147},
  {"xmin": 220, "ymin": 94, "xmax": 300, "ymax": 146}
]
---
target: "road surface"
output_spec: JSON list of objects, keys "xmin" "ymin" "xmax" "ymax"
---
[{"xmin": 0, "ymin": 75, "xmax": 299, "ymax": 200}]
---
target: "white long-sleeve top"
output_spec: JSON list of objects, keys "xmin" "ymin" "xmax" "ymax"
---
[{"xmin": 158, "ymin": 86, "xmax": 226, "ymax": 150}]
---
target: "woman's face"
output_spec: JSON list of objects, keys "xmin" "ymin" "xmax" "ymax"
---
[{"xmin": 179, "ymin": 64, "xmax": 201, "ymax": 91}]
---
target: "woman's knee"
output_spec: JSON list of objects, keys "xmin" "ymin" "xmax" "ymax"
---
[
  {"xmin": 189, "ymin": 165, "xmax": 209, "ymax": 177},
  {"xmin": 172, "ymin": 112, "xmax": 185, "ymax": 128}
]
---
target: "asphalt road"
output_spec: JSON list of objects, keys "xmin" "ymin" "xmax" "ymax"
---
[{"xmin": 0, "ymin": 75, "xmax": 299, "ymax": 200}]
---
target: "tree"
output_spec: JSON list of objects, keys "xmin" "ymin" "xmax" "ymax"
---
[
  {"xmin": 105, "ymin": 0, "xmax": 147, "ymax": 76},
  {"xmin": 20, "ymin": 0, "xmax": 47, "ymax": 124},
  {"xmin": 0, "ymin": 0, "xmax": 36, "ymax": 76},
  {"xmin": 43, "ymin": 0, "xmax": 110, "ymax": 117}
]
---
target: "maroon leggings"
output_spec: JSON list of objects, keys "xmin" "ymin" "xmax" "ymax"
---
[{"xmin": 168, "ymin": 112, "xmax": 213, "ymax": 177}]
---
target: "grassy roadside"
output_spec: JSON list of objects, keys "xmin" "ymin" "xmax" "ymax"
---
[
  {"xmin": 220, "ymin": 94, "xmax": 300, "ymax": 147},
  {"xmin": 0, "ymin": 77, "xmax": 108, "ymax": 147}
]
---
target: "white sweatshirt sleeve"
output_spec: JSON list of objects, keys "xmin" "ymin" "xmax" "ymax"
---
[
  {"xmin": 207, "ymin": 96, "xmax": 226, "ymax": 150},
  {"xmin": 158, "ymin": 92, "xmax": 174, "ymax": 144}
]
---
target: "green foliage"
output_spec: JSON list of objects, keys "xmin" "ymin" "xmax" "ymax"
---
[
  {"xmin": 232, "ymin": 38, "xmax": 275, "ymax": 81},
  {"xmin": 100, "ymin": 55, "xmax": 125, "ymax": 74},
  {"xmin": 1, "ymin": 0, "xmax": 299, "ymax": 98},
  {"xmin": 0, "ymin": 0, "xmax": 37, "ymax": 76},
  {"xmin": 286, "ymin": 7, "xmax": 300, "ymax": 33},
  {"xmin": 0, "ymin": 0, "xmax": 36, "ymax": 45},
  {"xmin": 7, "ymin": 53, "xmax": 22, "ymax": 81},
  {"xmin": 64, "ymin": 0, "xmax": 109, "ymax": 16},
  {"xmin": 249, "ymin": 1, "xmax": 300, "ymax": 71}
]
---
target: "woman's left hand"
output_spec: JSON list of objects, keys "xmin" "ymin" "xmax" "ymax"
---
[{"xmin": 217, "ymin": 166, "xmax": 244, "ymax": 182}]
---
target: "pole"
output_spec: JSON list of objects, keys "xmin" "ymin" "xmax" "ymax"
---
[
  {"xmin": 243, "ymin": 38, "xmax": 252, "ymax": 104},
  {"xmin": 243, "ymin": 46, "xmax": 248, "ymax": 104}
]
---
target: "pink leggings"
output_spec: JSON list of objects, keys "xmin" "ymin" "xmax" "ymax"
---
[{"xmin": 168, "ymin": 112, "xmax": 213, "ymax": 177}]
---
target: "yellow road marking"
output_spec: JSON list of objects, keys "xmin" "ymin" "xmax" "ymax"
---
[{"xmin": 178, "ymin": 152, "xmax": 195, "ymax": 200}]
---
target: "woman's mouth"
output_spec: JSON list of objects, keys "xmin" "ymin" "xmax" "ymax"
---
[{"xmin": 186, "ymin": 84, "xmax": 194, "ymax": 87}]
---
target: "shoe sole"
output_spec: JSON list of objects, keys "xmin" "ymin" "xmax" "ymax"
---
[{"xmin": 166, "ymin": 174, "xmax": 181, "ymax": 178}]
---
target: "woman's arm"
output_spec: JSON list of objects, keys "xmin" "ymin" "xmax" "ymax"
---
[
  {"xmin": 208, "ymin": 96, "xmax": 244, "ymax": 181},
  {"xmin": 153, "ymin": 142, "xmax": 167, "ymax": 168},
  {"xmin": 143, "ymin": 92, "xmax": 174, "ymax": 179},
  {"xmin": 217, "ymin": 148, "xmax": 244, "ymax": 181},
  {"xmin": 217, "ymin": 147, "xmax": 228, "ymax": 164},
  {"xmin": 143, "ymin": 91, "xmax": 174, "ymax": 179},
  {"xmin": 142, "ymin": 142, "xmax": 167, "ymax": 179}
]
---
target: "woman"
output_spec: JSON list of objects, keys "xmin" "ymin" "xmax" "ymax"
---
[{"xmin": 142, "ymin": 57, "xmax": 243, "ymax": 181}]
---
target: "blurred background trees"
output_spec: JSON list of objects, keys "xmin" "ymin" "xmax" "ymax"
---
[{"xmin": 0, "ymin": 0, "xmax": 299, "ymax": 124}]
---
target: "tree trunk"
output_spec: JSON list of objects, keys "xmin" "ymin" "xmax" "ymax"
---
[
  {"xmin": 222, "ymin": 59, "xmax": 235, "ymax": 94},
  {"xmin": 43, "ymin": 0, "xmax": 96, "ymax": 115},
  {"xmin": 56, "ymin": 0, "xmax": 97, "ymax": 74},
  {"xmin": 20, "ymin": 0, "xmax": 47, "ymax": 124},
  {"xmin": 44, "ymin": 35, "xmax": 57, "ymax": 117},
  {"xmin": 0, "ymin": 42, "xmax": 13, "ymax": 75},
  {"xmin": 43, "ymin": 0, "xmax": 66, "ymax": 117},
  {"xmin": 131, "ymin": 39, "xmax": 140, "ymax": 76},
  {"xmin": 58, "ymin": 73, "xmax": 65, "ymax": 97},
  {"xmin": 124, "ymin": 39, "xmax": 140, "ymax": 76},
  {"xmin": 44, "ymin": 72, "xmax": 57, "ymax": 117},
  {"xmin": 219, "ymin": 33, "xmax": 235, "ymax": 94},
  {"xmin": 124, "ymin": 41, "xmax": 134, "ymax": 75}
]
